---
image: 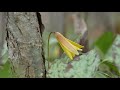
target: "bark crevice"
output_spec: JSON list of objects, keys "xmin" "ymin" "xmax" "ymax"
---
[{"xmin": 36, "ymin": 12, "xmax": 46, "ymax": 78}]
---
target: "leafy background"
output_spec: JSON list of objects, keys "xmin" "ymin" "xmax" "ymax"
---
[{"xmin": 47, "ymin": 34, "xmax": 120, "ymax": 78}]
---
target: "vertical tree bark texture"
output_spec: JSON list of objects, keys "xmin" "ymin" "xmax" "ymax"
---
[
  {"xmin": 0, "ymin": 12, "xmax": 7, "ymax": 65},
  {"xmin": 6, "ymin": 12, "xmax": 46, "ymax": 78}
]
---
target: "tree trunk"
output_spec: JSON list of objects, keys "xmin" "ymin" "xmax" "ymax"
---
[{"xmin": 6, "ymin": 12, "xmax": 46, "ymax": 78}]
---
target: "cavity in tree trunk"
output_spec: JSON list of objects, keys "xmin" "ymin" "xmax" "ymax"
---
[{"xmin": 6, "ymin": 12, "xmax": 46, "ymax": 78}]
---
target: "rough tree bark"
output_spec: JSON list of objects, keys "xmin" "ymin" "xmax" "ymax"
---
[{"xmin": 6, "ymin": 12, "xmax": 46, "ymax": 78}]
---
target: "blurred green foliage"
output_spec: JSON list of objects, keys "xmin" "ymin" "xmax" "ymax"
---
[
  {"xmin": 94, "ymin": 31, "xmax": 116, "ymax": 57},
  {"xmin": 0, "ymin": 61, "xmax": 12, "ymax": 78},
  {"xmin": 98, "ymin": 60, "xmax": 120, "ymax": 77},
  {"xmin": 43, "ymin": 31, "xmax": 61, "ymax": 62},
  {"xmin": 43, "ymin": 28, "xmax": 120, "ymax": 78},
  {"xmin": 97, "ymin": 33, "xmax": 120, "ymax": 77},
  {"xmin": 47, "ymin": 34, "xmax": 120, "ymax": 78}
]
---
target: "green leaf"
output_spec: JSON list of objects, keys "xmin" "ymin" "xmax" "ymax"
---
[
  {"xmin": 95, "ymin": 71, "xmax": 111, "ymax": 78},
  {"xmin": 0, "ymin": 61, "xmax": 12, "ymax": 78},
  {"xmin": 100, "ymin": 60, "xmax": 120, "ymax": 77},
  {"xmin": 94, "ymin": 31, "xmax": 116, "ymax": 57}
]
